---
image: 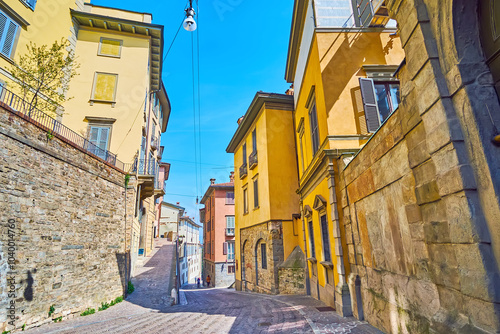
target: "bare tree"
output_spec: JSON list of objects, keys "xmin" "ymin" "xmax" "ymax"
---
[{"xmin": 9, "ymin": 38, "xmax": 79, "ymax": 117}]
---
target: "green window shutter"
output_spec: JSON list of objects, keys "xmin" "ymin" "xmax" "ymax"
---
[{"xmin": 359, "ymin": 78, "xmax": 381, "ymax": 133}]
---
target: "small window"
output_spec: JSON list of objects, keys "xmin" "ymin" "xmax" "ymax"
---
[
  {"xmin": 228, "ymin": 242, "xmax": 235, "ymax": 261},
  {"xmin": 308, "ymin": 220, "xmax": 316, "ymax": 258},
  {"xmin": 226, "ymin": 191, "xmax": 235, "ymax": 205},
  {"xmin": 242, "ymin": 143, "xmax": 247, "ymax": 165},
  {"xmin": 359, "ymin": 78, "xmax": 400, "ymax": 132},
  {"xmin": 98, "ymin": 38, "xmax": 122, "ymax": 58},
  {"xmin": 309, "ymin": 101, "xmax": 320, "ymax": 155},
  {"xmin": 226, "ymin": 216, "xmax": 235, "ymax": 230},
  {"xmin": 0, "ymin": 9, "xmax": 20, "ymax": 58},
  {"xmin": 21, "ymin": 0, "xmax": 37, "ymax": 10},
  {"xmin": 253, "ymin": 178, "xmax": 259, "ymax": 209},
  {"xmin": 228, "ymin": 265, "xmax": 235, "ymax": 273},
  {"xmin": 252, "ymin": 128, "xmax": 257, "ymax": 153},
  {"xmin": 243, "ymin": 188, "xmax": 248, "ymax": 214},
  {"xmin": 261, "ymin": 243, "xmax": 267, "ymax": 269},
  {"xmin": 320, "ymin": 215, "xmax": 331, "ymax": 262},
  {"xmin": 91, "ymin": 72, "xmax": 118, "ymax": 103}
]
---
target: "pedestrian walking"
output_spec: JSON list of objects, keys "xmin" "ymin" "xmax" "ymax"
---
[
  {"xmin": 206, "ymin": 275, "xmax": 211, "ymax": 288},
  {"xmin": 197, "ymin": 277, "xmax": 200, "ymax": 288}
]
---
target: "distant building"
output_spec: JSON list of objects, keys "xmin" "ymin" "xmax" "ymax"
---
[
  {"xmin": 178, "ymin": 216, "xmax": 202, "ymax": 286},
  {"xmin": 154, "ymin": 162, "xmax": 171, "ymax": 238},
  {"xmin": 159, "ymin": 202, "xmax": 185, "ymax": 240},
  {"xmin": 200, "ymin": 175, "xmax": 235, "ymax": 287}
]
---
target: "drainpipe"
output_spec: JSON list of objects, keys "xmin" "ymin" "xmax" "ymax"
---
[{"xmin": 300, "ymin": 202, "xmax": 311, "ymax": 295}]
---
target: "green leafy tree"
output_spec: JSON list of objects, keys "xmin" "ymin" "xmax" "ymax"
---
[{"xmin": 9, "ymin": 38, "xmax": 79, "ymax": 117}]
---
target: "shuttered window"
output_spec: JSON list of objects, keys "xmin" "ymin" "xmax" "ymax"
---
[
  {"xmin": 252, "ymin": 129, "xmax": 257, "ymax": 153},
  {"xmin": 223, "ymin": 242, "xmax": 227, "ymax": 255},
  {"xmin": 88, "ymin": 126, "xmax": 110, "ymax": 159},
  {"xmin": 320, "ymin": 215, "xmax": 331, "ymax": 262},
  {"xmin": 359, "ymin": 78, "xmax": 381, "ymax": 132},
  {"xmin": 261, "ymin": 243, "xmax": 267, "ymax": 269},
  {"xmin": 242, "ymin": 143, "xmax": 247, "ymax": 165},
  {"xmin": 253, "ymin": 178, "xmax": 259, "ymax": 208},
  {"xmin": 22, "ymin": 0, "xmax": 37, "ymax": 10},
  {"xmin": 309, "ymin": 101, "xmax": 320, "ymax": 155},
  {"xmin": 98, "ymin": 38, "xmax": 122, "ymax": 57},
  {"xmin": 243, "ymin": 188, "xmax": 248, "ymax": 214},
  {"xmin": 359, "ymin": 78, "xmax": 400, "ymax": 132},
  {"xmin": 308, "ymin": 220, "xmax": 316, "ymax": 258},
  {"xmin": 0, "ymin": 10, "xmax": 19, "ymax": 59}
]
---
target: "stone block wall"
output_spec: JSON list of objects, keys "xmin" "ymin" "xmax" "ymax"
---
[
  {"xmin": 240, "ymin": 221, "xmax": 284, "ymax": 294},
  {"xmin": 336, "ymin": 0, "xmax": 500, "ymax": 330},
  {"xmin": 278, "ymin": 268, "xmax": 306, "ymax": 295},
  {"xmin": 0, "ymin": 105, "xmax": 134, "ymax": 332}
]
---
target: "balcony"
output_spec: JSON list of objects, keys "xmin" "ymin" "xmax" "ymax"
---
[
  {"xmin": 356, "ymin": 0, "xmax": 390, "ymax": 27},
  {"xmin": 158, "ymin": 146, "xmax": 164, "ymax": 160},
  {"xmin": 128, "ymin": 158, "xmax": 159, "ymax": 199},
  {"xmin": 249, "ymin": 151, "xmax": 258, "ymax": 170},
  {"xmin": 239, "ymin": 163, "xmax": 248, "ymax": 179},
  {"xmin": 151, "ymin": 136, "xmax": 159, "ymax": 151},
  {"xmin": 225, "ymin": 228, "xmax": 235, "ymax": 236},
  {"xmin": 154, "ymin": 177, "xmax": 165, "ymax": 198}
]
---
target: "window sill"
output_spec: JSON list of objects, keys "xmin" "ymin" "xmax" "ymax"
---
[
  {"xmin": 0, "ymin": 52, "xmax": 14, "ymax": 64},
  {"xmin": 307, "ymin": 257, "xmax": 317, "ymax": 264},
  {"xmin": 89, "ymin": 99, "xmax": 116, "ymax": 108},
  {"xmin": 97, "ymin": 53, "xmax": 121, "ymax": 59},
  {"xmin": 253, "ymin": 206, "xmax": 260, "ymax": 211},
  {"xmin": 320, "ymin": 261, "xmax": 334, "ymax": 269}
]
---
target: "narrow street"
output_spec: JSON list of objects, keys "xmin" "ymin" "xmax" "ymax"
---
[{"xmin": 23, "ymin": 239, "xmax": 381, "ymax": 334}]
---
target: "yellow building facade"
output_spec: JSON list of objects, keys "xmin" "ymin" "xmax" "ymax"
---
[
  {"xmin": 61, "ymin": 4, "xmax": 170, "ymax": 259},
  {"xmin": 285, "ymin": 0, "xmax": 405, "ymax": 314},
  {"xmin": 227, "ymin": 92, "xmax": 302, "ymax": 294},
  {"xmin": 0, "ymin": 0, "xmax": 82, "ymax": 90}
]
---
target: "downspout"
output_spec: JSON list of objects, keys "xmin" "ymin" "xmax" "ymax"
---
[{"xmin": 300, "ymin": 202, "xmax": 311, "ymax": 295}]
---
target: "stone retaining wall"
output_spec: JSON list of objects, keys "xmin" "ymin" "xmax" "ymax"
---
[{"xmin": 0, "ymin": 105, "xmax": 134, "ymax": 332}]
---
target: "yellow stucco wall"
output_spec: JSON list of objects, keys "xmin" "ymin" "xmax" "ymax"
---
[
  {"xmin": 62, "ymin": 28, "xmax": 150, "ymax": 163},
  {"xmin": 293, "ymin": 31, "xmax": 405, "ymax": 299},
  {"xmin": 233, "ymin": 103, "xmax": 300, "ymax": 283},
  {"xmin": 0, "ymin": 0, "xmax": 81, "ymax": 87}
]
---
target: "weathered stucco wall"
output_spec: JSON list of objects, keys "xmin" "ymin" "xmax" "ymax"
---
[
  {"xmin": 337, "ymin": 0, "xmax": 500, "ymax": 330},
  {"xmin": 0, "ymin": 105, "xmax": 134, "ymax": 332}
]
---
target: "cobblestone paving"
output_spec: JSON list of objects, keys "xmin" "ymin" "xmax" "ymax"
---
[{"xmin": 23, "ymin": 239, "xmax": 383, "ymax": 334}]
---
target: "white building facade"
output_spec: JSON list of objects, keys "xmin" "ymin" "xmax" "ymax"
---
[{"xmin": 179, "ymin": 216, "xmax": 202, "ymax": 285}]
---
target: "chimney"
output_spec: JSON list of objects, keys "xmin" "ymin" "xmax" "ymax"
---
[
  {"xmin": 229, "ymin": 171, "xmax": 235, "ymax": 182},
  {"xmin": 237, "ymin": 116, "xmax": 244, "ymax": 125},
  {"xmin": 210, "ymin": 178, "xmax": 216, "ymax": 185},
  {"xmin": 176, "ymin": 202, "xmax": 180, "ymax": 205},
  {"xmin": 285, "ymin": 84, "xmax": 294, "ymax": 96}
]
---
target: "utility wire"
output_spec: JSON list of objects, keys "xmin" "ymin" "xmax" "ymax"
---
[{"xmin": 196, "ymin": 1, "xmax": 203, "ymax": 198}]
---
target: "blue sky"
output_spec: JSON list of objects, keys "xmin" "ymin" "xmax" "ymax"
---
[{"xmin": 91, "ymin": 0, "xmax": 293, "ymax": 222}]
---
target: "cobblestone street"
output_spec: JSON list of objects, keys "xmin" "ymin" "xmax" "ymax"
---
[{"xmin": 23, "ymin": 240, "xmax": 382, "ymax": 334}]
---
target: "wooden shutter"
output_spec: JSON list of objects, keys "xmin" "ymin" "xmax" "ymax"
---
[
  {"xmin": 359, "ymin": 78, "xmax": 381, "ymax": 132},
  {"xmin": 223, "ymin": 242, "xmax": 227, "ymax": 255},
  {"xmin": 0, "ymin": 10, "xmax": 18, "ymax": 59}
]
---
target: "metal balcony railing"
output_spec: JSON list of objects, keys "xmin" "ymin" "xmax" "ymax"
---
[
  {"xmin": 249, "ymin": 151, "xmax": 258, "ymax": 170},
  {"xmin": 129, "ymin": 158, "xmax": 159, "ymax": 176},
  {"xmin": 239, "ymin": 163, "xmax": 247, "ymax": 179},
  {"xmin": 158, "ymin": 146, "xmax": 164, "ymax": 160},
  {"xmin": 0, "ymin": 87, "xmax": 126, "ymax": 171},
  {"xmin": 155, "ymin": 178, "xmax": 166, "ymax": 192},
  {"xmin": 225, "ymin": 228, "xmax": 235, "ymax": 236}
]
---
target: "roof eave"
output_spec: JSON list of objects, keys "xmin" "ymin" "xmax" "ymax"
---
[{"xmin": 285, "ymin": 0, "xmax": 309, "ymax": 83}]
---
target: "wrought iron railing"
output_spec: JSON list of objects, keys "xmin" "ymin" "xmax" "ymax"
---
[
  {"xmin": 249, "ymin": 151, "xmax": 258, "ymax": 169},
  {"xmin": 225, "ymin": 228, "xmax": 235, "ymax": 236},
  {"xmin": 158, "ymin": 146, "xmax": 164, "ymax": 160},
  {"xmin": 0, "ymin": 87, "xmax": 126, "ymax": 171},
  {"xmin": 239, "ymin": 163, "xmax": 247, "ymax": 179},
  {"xmin": 151, "ymin": 136, "xmax": 159, "ymax": 150},
  {"xmin": 129, "ymin": 158, "xmax": 158, "ymax": 176},
  {"xmin": 155, "ymin": 177, "xmax": 165, "ymax": 192}
]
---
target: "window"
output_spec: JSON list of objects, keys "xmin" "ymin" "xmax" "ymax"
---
[
  {"xmin": 226, "ymin": 216, "xmax": 235, "ymax": 235},
  {"xmin": 0, "ymin": 9, "xmax": 19, "ymax": 58},
  {"xmin": 320, "ymin": 215, "xmax": 331, "ymax": 262},
  {"xmin": 359, "ymin": 78, "xmax": 400, "ymax": 132},
  {"xmin": 98, "ymin": 38, "xmax": 122, "ymax": 58},
  {"xmin": 21, "ymin": 0, "xmax": 37, "ymax": 10},
  {"xmin": 228, "ymin": 265, "xmax": 235, "ymax": 273},
  {"xmin": 308, "ymin": 220, "xmax": 316, "ymax": 258},
  {"xmin": 225, "ymin": 242, "xmax": 234, "ymax": 261},
  {"xmin": 88, "ymin": 126, "xmax": 110, "ymax": 159},
  {"xmin": 309, "ymin": 101, "xmax": 320, "ymax": 155},
  {"xmin": 226, "ymin": 191, "xmax": 235, "ymax": 205},
  {"xmin": 91, "ymin": 72, "xmax": 118, "ymax": 103},
  {"xmin": 252, "ymin": 128, "xmax": 257, "ymax": 153},
  {"xmin": 243, "ymin": 188, "xmax": 248, "ymax": 214},
  {"xmin": 261, "ymin": 243, "xmax": 267, "ymax": 269},
  {"xmin": 253, "ymin": 178, "xmax": 259, "ymax": 209},
  {"xmin": 242, "ymin": 143, "xmax": 247, "ymax": 165}
]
